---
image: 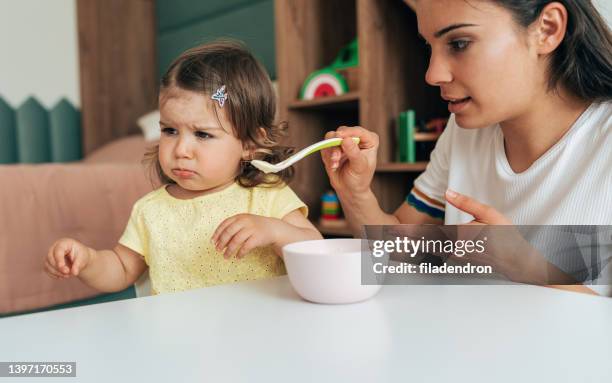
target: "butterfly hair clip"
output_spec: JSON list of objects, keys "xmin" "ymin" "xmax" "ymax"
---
[{"xmin": 211, "ymin": 85, "xmax": 228, "ymax": 108}]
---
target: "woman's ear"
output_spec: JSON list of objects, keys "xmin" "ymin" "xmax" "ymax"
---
[{"xmin": 534, "ymin": 2, "xmax": 568, "ymax": 55}]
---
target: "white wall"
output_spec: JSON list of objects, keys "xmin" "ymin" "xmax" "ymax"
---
[
  {"xmin": 594, "ymin": 0, "xmax": 612, "ymax": 27},
  {"xmin": 0, "ymin": 0, "xmax": 80, "ymax": 108}
]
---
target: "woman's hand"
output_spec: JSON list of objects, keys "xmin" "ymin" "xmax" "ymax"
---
[
  {"xmin": 212, "ymin": 214, "xmax": 280, "ymax": 259},
  {"xmin": 445, "ymin": 189, "xmax": 536, "ymax": 282},
  {"xmin": 320, "ymin": 126, "xmax": 379, "ymax": 196},
  {"xmin": 444, "ymin": 190, "xmax": 578, "ymax": 285},
  {"xmin": 45, "ymin": 238, "xmax": 94, "ymax": 279}
]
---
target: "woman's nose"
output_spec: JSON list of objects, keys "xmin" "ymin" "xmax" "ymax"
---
[{"xmin": 425, "ymin": 51, "xmax": 453, "ymax": 86}]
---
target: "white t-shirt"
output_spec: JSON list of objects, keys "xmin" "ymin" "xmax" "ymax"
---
[
  {"xmin": 408, "ymin": 101, "xmax": 611, "ymax": 293},
  {"xmin": 411, "ymin": 101, "xmax": 611, "ymax": 225}
]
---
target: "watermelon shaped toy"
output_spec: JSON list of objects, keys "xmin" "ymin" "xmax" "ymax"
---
[{"xmin": 299, "ymin": 39, "xmax": 358, "ymax": 100}]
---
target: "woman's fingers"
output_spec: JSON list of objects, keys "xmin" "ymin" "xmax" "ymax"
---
[
  {"xmin": 336, "ymin": 126, "xmax": 379, "ymax": 149},
  {"xmin": 321, "ymin": 130, "xmax": 342, "ymax": 170},
  {"xmin": 324, "ymin": 130, "xmax": 337, "ymax": 140},
  {"xmin": 321, "ymin": 126, "xmax": 378, "ymax": 172},
  {"xmin": 445, "ymin": 189, "xmax": 511, "ymax": 224},
  {"xmin": 340, "ymin": 137, "xmax": 368, "ymax": 172},
  {"xmin": 321, "ymin": 148, "xmax": 346, "ymax": 172}
]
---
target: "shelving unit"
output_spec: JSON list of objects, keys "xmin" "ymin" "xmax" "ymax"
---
[
  {"xmin": 288, "ymin": 92, "xmax": 360, "ymax": 110},
  {"xmin": 275, "ymin": 0, "xmax": 448, "ymax": 236},
  {"xmin": 376, "ymin": 162, "xmax": 429, "ymax": 173},
  {"xmin": 414, "ymin": 132, "xmax": 442, "ymax": 141}
]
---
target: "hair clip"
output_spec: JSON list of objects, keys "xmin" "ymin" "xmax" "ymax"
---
[{"xmin": 211, "ymin": 85, "xmax": 228, "ymax": 107}]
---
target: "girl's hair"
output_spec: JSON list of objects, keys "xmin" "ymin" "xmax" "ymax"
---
[
  {"xmin": 490, "ymin": 0, "xmax": 612, "ymax": 102},
  {"xmin": 147, "ymin": 39, "xmax": 294, "ymax": 188}
]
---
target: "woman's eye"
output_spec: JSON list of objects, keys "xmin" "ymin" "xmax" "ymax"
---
[
  {"xmin": 449, "ymin": 39, "xmax": 471, "ymax": 52},
  {"xmin": 195, "ymin": 131, "xmax": 212, "ymax": 140},
  {"xmin": 161, "ymin": 127, "xmax": 177, "ymax": 135}
]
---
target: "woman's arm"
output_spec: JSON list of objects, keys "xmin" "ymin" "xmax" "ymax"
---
[{"xmin": 341, "ymin": 189, "xmax": 443, "ymax": 237}]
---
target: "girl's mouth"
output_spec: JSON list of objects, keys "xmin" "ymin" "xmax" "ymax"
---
[
  {"xmin": 172, "ymin": 169, "xmax": 196, "ymax": 179},
  {"xmin": 448, "ymin": 97, "xmax": 472, "ymax": 113}
]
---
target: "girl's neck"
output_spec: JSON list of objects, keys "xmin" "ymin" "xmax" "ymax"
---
[{"xmin": 499, "ymin": 89, "xmax": 590, "ymax": 173}]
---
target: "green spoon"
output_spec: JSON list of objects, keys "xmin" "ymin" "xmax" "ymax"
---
[{"xmin": 251, "ymin": 137, "xmax": 360, "ymax": 174}]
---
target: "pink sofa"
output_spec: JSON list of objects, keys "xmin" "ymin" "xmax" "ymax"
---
[{"xmin": 0, "ymin": 136, "xmax": 156, "ymax": 314}]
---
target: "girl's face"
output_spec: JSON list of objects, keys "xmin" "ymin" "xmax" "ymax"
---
[
  {"xmin": 416, "ymin": 0, "xmax": 543, "ymax": 128},
  {"xmin": 158, "ymin": 87, "xmax": 248, "ymax": 193}
]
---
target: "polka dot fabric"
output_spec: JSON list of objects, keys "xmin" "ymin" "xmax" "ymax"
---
[{"xmin": 119, "ymin": 182, "xmax": 308, "ymax": 294}]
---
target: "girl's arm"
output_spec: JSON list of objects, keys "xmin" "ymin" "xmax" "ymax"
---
[
  {"xmin": 78, "ymin": 245, "xmax": 148, "ymax": 292},
  {"xmin": 46, "ymin": 238, "xmax": 147, "ymax": 293},
  {"xmin": 212, "ymin": 211, "xmax": 322, "ymax": 259},
  {"xmin": 271, "ymin": 209, "xmax": 323, "ymax": 257}
]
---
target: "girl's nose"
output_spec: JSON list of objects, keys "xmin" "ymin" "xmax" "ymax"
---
[
  {"xmin": 174, "ymin": 136, "xmax": 193, "ymax": 158},
  {"xmin": 425, "ymin": 51, "xmax": 453, "ymax": 86}
]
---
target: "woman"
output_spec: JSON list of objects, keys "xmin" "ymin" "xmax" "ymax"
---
[{"xmin": 321, "ymin": 0, "xmax": 611, "ymax": 292}]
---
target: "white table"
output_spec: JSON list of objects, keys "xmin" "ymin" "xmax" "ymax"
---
[{"xmin": 1, "ymin": 276, "xmax": 611, "ymax": 382}]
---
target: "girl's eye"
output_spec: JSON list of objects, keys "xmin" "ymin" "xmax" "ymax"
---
[
  {"xmin": 161, "ymin": 127, "xmax": 177, "ymax": 135},
  {"xmin": 448, "ymin": 39, "xmax": 471, "ymax": 52},
  {"xmin": 195, "ymin": 131, "xmax": 212, "ymax": 140}
]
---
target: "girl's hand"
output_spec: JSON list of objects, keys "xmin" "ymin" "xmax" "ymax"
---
[
  {"xmin": 212, "ymin": 214, "xmax": 279, "ymax": 259},
  {"xmin": 45, "ymin": 238, "xmax": 94, "ymax": 279},
  {"xmin": 320, "ymin": 126, "xmax": 379, "ymax": 196}
]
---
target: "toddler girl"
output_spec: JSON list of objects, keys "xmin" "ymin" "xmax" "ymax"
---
[{"xmin": 45, "ymin": 40, "xmax": 322, "ymax": 295}]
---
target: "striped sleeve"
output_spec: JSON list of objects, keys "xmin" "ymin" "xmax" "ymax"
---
[{"xmin": 406, "ymin": 187, "xmax": 445, "ymax": 219}]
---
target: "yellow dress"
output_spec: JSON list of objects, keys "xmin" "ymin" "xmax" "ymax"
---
[{"xmin": 119, "ymin": 182, "xmax": 307, "ymax": 294}]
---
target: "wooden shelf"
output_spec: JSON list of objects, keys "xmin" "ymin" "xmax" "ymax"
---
[
  {"xmin": 414, "ymin": 132, "xmax": 441, "ymax": 141},
  {"xmin": 315, "ymin": 220, "xmax": 353, "ymax": 237},
  {"xmin": 376, "ymin": 162, "xmax": 428, "ymax": 172},
  {"xmin": 288, "ymin": 92, "xmax": 360, "ymax": 111},
  {"xmin": 276, "ymin": 0, "xmax": 447, "ymax": 216}
]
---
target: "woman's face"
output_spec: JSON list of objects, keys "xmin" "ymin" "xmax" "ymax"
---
[{"xmin": 416, "ymin": 0, "xmax": 543, "ymax": 128}]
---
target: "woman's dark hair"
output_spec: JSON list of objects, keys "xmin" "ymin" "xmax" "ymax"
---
[
  {"xmin": 491, "ymin": 0, "xmax": 612, "ymax": 102},
  {"xmin": 147, "ymin": 39, "xmax": 294, "ymax": 188}
]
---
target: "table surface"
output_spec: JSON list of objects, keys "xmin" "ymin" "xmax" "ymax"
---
[{"xmin": 1, "ymin": 276, "xmax": 611, "ymax": 383}]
